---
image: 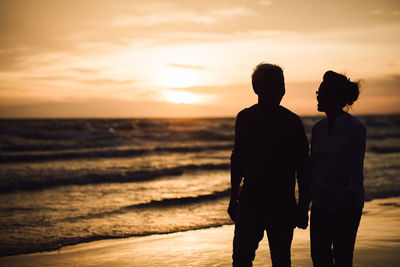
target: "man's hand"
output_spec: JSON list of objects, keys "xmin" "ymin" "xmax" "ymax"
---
[
  {"xmin": 296, "ymin": 208, "xmax": 309, "ymax": 229},
  {"xmin": 227, "ymin": 198, "xmax": 238, "ymax": 222}
]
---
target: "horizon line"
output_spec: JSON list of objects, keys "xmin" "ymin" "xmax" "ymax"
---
[{"xmin": 1, "ymin": 112, "xmax": 399, "ymax": 120}]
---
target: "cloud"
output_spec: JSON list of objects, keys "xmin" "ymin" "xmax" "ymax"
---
[
  {"xmin": 362, "ymin": 74, "xmax": 400, "ymax": 96},
  {"xmin": 20, "ymin": 76, "xmax": 136, "ymax": 86},
  {"xmin": 110, "ymin": 3, "xmax": 253, "ymax": 26},
  {"xmin": 22, "ymin": 76, "xmax": 73, "ymax": 81},
  {"xmin": 82, "ymin": 79, "xmax": 137, "ymax": 85},
  {"xmin": 166, "ymin": 64, "xmax": 206, "ymax": 70},
  {"xmin": 1, "ymin": 73, "xmax": 400, "ymax": 117},
  {"xmin": 370, "ymin": 8, "xmax": 400, "ymax": 16},
  {"xmin": 0, "ymin": 48, "xmax": 32, "ymax": 71},
  {"xmin": 0, "ymin": 0, "xmax": 399, "ymax": 72},
  {"xmin": 111, "ymin": 12, "xmax": 215, "ymax": 27},
  {"xmin": 370, "ymin": 9, "xmax": 385, "ymax": 15},
  {"xmin": 0, "ymin": 0, "xmax": 399, "ymax": 117},
  {"xmin": 258, "ymin": 0, "xmax": 273, "ymax": 7},
  {"xmin": 70, "ymin": 68, "xmax": 101, "ymax": 74}
]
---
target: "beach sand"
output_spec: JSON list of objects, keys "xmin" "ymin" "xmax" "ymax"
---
[{"xmin": 1, "ymin": 197, "xmax": 399, "ymax": 267}]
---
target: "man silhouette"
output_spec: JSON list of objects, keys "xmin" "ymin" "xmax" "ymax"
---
[{"xmin": 228, "ymin": 63, "xmax": 310, "ymax": 267}]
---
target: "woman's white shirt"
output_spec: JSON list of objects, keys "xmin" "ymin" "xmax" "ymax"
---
[{"xmin": 311, "ymin": 112, "xmax": 366, "ymax": 210}]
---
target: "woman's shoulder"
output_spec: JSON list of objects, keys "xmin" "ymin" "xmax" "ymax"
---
[{"xmin": 344, "ymin": 113, "xmax": 366, "ymax": 132}]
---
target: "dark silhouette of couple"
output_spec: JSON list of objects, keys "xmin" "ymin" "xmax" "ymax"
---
[{"xmin": 228, "ymin": 63, "xmax": 365, "ymax": 267}]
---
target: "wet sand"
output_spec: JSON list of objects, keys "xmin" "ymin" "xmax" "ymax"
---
[{"xmin": 1, "ymin": 197, "xmax": 399, "ymax": 267}]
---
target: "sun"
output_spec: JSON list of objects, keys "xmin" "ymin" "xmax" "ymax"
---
[
  {"xmin": 158, "ymin": 68, "xmax": 198, "ymax": 88},
  {"xmin": 163, "ymin": 90, "xmax": 202, "ymax": 104}
]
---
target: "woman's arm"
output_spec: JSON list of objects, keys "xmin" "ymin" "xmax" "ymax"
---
[{"xmin": 346, "ymin": 123, "xmax": 366, "ymax": 193}]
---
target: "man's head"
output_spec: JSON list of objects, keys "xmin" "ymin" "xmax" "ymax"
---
[{"xmin": 251, "ymin": 63, "xmax": 285, "ymax": 106}]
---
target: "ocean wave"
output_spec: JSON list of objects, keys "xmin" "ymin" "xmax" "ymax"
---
[
  {"xmin": 366, "ymin": 133, "xmax": 400, "ymax": 140},
  {"xmin": 63, "ymin": 189, "xmax": 230, "ymax": 222},
  {"xmin": 0, "ymin": 148, "xmax": 146, "ymax": 163},
  {"xmin": 0, "ymin": 142, "xmax": 122, "ymax": 152},
  {"xmin": 0, "ymin": 127, "xmax": 118, "ymax": 141},
  {"xmin": 368, "ymin": 146, "xmax": 400, "ymax": 154},
  {"xmin": 131, "ymin": 188, "xmax": 230, "ymax": 208},
  {"xmin": 154, "ymin": 144, "xmax": 232, "ymax": 153},
  {"xmin": 0, "ymin": 222, "xmax": 232, "ymax": 257},
  {"xmin": 0, "ymin": 163, "xmax": 230, "ymax": 193},
  {"xmin": 0, "ymin": 207, "xmax": 41, "ymax": 213},
  {"xmin": 59, "ymin": 187, "xmax": 400, "ymax": 223},
  {"xmin": 364, "ymin": 190, "xmax": 400, "ymax": 201},
  {"xmin": 0, "ymin": 144, "xmax": 232, "ymax": 164},
  {"xmin": 379, "ymin": 202, "xmax": 400, "ymax": 208},
  {"xmin": 5, "ymin": 187, "xmax": 399, "ymax": 257},
  {"xmin": 182, "ymin": 129, "xmax": 233, "ymax": 141}
]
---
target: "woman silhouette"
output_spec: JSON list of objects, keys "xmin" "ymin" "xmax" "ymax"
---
[{"xmin": 310, "ymin": 71, "xmax": 366, "ymax": 267}]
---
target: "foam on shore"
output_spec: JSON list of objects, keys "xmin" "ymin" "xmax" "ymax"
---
[{"xmin": 1, "ymin": 197, "xmax": 399, "ymax": 267}]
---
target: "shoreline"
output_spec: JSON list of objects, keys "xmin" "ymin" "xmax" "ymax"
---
[
  {"xmin": 1, "ymin": 197, "xmax": 399, "ymax": 266},
  {"xmin": 2, "ymin": 195, "xmax": 399, "ymax": 258},
  {"xmin": 0, "ymin": 222, "xmax": 234, "ymax": 258}
]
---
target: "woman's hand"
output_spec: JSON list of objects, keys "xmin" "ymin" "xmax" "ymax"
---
[{"xmin": 227, "ymin": 198, "xmax": 238, "ymax": 222}]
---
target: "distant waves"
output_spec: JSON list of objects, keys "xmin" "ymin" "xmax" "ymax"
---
[
  {"xmin": 0, "ymin": 163, "xmax": 230, "ymax": 193},
  {"xmin": 0, "ymin": 116, "xmax": 399, "ymax": 257},
  {"xmin": 0, "ymin": 144, "xmax": 232, "ymax": 164},
  {"xmin": 63, "ymin": 188, "xmax": 231, "ymax": 222},
  {"xmin": 2, "ymin": 142, "xmax": 399, "ymax": 165}
]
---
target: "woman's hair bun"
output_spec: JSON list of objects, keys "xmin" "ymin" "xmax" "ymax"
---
[
  {"xmin": 346, "ymin": 80, "xmax": 359, "ymax": 106},
  {"xmin": 323, "ymin": 71, "xmax": 360, "ymax": 107}
]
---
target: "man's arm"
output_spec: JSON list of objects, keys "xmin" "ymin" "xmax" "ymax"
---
[
  {"xmin": 295, "ymin": 118, "xmax": 311, "ymax": 229},
  {"xmin": 228, "ymin": 112, "xmax": 244, "ymax": 221}
]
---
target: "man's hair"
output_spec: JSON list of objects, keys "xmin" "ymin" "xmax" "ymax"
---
[{"xmin": 251, "ymin": 63, "xmax": 285, "ymax": 96}]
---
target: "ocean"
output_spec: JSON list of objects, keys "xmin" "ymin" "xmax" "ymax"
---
[{"xmin": 0, "ymin": 115, "xmax": 399, "ymax": 257}]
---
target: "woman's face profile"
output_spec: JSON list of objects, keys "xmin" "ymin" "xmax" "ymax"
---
[
  {"xmin": 316, "ymin": 82, "xmax": 329, "ymax": 112},
  {"xmin": 316, "ymin": 81, "xmax": 341, "ymax": 113}
]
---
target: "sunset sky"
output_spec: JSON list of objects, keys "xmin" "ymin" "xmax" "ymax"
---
[{"xmin": 0, "ymin": 0, "xmax": 399, "ymax": 117}]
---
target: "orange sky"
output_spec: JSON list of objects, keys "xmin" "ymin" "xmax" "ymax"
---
[{"xmin": 0, "ymin": 0, "xmax": 399, "ymax": 117}]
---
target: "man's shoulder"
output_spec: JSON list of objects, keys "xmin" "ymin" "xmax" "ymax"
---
[
  {"xmin": 236, "ymin": 104, "xmax": 257, "ymax": 119},
  {"xmin": 278, "ymin": 106, "xmax": 302, "ymax": 124}
]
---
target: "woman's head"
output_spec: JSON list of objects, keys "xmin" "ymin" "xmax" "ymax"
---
[{"xmin": 316, "ymin": 71, "xmax": 360, "ymax": 112}]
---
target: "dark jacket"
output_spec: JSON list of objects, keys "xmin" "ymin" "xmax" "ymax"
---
[{"xmin": 231, "ymin": 104, "xmax": 310, "ymax": 222}]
